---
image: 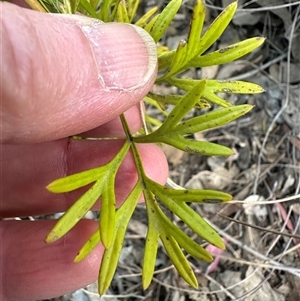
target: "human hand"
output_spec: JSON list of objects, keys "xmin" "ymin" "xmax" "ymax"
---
[{"xmin": 0, "ymin": 3, "xmax": 168, "ymax": 300}]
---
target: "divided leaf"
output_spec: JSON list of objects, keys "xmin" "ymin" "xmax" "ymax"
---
[
  {"xmin": 142, "ymin": 177, "xmax": 218, "ymax": 289},
  {"xmin": 157, "ymin": 1, "xmax": 239, "ymax": 79},
  {"xmin": 45, "ymin": 179, "xmax": 106, "ymax": 243},
  {"xmin": 135, "ymin": 80, "xmax": 253, "ymax": 156},
  {"xmin": 145, "ymin": 177, "xmax": 226, "ymax": 249},
  {"xmin": 45, "ymin": 142, "xmax": 130, "ymax": 247}
]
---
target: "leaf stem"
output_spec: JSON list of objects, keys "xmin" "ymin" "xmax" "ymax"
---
[{"xmin": 120, "ymin": 114, "xmax": 147, "ymax": 189}]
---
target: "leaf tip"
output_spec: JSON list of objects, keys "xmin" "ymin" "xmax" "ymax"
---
[
  {"xmin": 232, "ymin": 1, "xmax": 238, "ymax": 8},
  {"xmin": 46, "ymin": 182, "xmax": 56, "ymax": 192},
  {"xmin": 227, "ymin": 1, "xmax": 238, "ymax": 13},
  {"xmin": 98, "ymin": 279, "xmax": 109, "ymax": 296},
  {"xmin": 142, "ymin": 278, "xmax": 151, "ymax": 291},
  {"xmin": 74, "ymin": 256, "xmax": 81, "ymax": 263},
  {"xmin": 46, "ymin": 179, "xmax": 65, "ymax": 193},
  {"xmin": 191, "ymin": 282, "xmax": 199, "ymax": 290},
  {"xmin": 74, "ymin": 250, "xmax": 87, "ymax": 263},
  {"xmin": 45, "ymin": 231, "xmax": 59, "ymax": 244},
  {"xmin": 255, "ymin": 37, "xmax": 266, "ymax": 46},
  {"xmin": 189, "ymin": 274, "xmax": 199, "ymax": 289},
  {"xmin": 217, "ymin": 240, "xmax": 226, "ymax": 250}
]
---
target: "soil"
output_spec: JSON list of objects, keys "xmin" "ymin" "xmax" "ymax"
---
[{"xmin": 44, "ymin": 1, "xmax": 300, "ymax": 300}]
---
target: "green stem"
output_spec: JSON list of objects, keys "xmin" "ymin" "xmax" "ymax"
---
[{"xmin": 120, "ymin": 114, "xmax": 147, "ymax": 189}]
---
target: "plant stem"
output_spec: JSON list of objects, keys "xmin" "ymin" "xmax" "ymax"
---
[{"xmin": 120, "ymin": 114, "xmax": 147, "ymax": 189}]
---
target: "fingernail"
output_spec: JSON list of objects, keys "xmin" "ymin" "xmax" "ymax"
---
[{"xmin": 61, "ymin": 16, "xmax": 157, "ymax": 90}]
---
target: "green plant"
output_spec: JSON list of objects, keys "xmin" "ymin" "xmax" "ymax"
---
[{"xmin": 26, "ymin": 0, "xmax": 265, "ymax": 294}]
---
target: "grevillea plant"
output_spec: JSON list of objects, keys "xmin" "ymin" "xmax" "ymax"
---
[{"xmin": 26, "ymin": 0, "xmax": 265, "ymax": 294}]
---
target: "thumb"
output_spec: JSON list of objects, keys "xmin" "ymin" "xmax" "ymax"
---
[{"xmin": 1, "ymin": 2, "xmax": 157, "ymax": 143}]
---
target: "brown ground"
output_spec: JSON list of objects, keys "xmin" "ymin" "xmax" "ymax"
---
[{"xmin": 49, "ymin": 1, "xmax": 300, "ymax": 300}]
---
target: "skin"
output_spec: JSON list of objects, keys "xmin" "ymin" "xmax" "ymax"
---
[{"xmin": 0, "ymin": 3, "xmax": 168, "ymax": 300}]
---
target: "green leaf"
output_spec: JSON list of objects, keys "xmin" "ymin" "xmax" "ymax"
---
[
  {"xmin": 143, "ymin": 14, "xmax": 159, "ymax": 33},
  {"xmin": 116, "ymin": 0, "xmax": 130, "ymax": 23},
  {"xmin": 98, "ymin": 141, "xmax": 130, "ymax": 248},
  {"xmin": 147, "ymin": 92, "xmax": 207, "ymax": 109},
  {"xmin": 135, "ymin": 90, "xmax": 252, "ymax": 157},
  {"xmin": 206, "ymin": 80, "xmax": 265, "ymax": 94},
  {"xmin": 157, "ymin": 1, "xmax": 238, "ymax": 79},
  {"xmin": 165, "ymin": 77, "xmax": 264, "ymax": 107},
  {"xmin": 163, "ymin": 80, "xmax": 206, "ymax": 129},
  {"xmin": 142, "ymin": 225, "xmax": 160, "ymax": 289},
  {"xmin": 126, "ymin": 0, "xmax": 139, "ymax": 22},
  {"xmin": 79, "ymin": 0, "xmax": 97, "ymax": 17},
  {"xmin": 173, "ymin": 105, "xmax": 253, "ymax": 135},
  {"xmin": 166, "ymin": 39, "xmax": 188, "ymax": 77},
  {"xmin": 71, "ymin": 0, "xmax": 80, "ymax": 13},
  {"xmin": 47, "ymin": 141, "xmax": 129, "ymax": 194},
  {"xmin": 149, "ymin": 0, "xmax": 182, "ymax": 43},
  {"xmin": 160, "ymin": 233, "xmax": 198, "ymax": 288},
  {"xmin": 46, "ymin": 166, "xmax": 107, "ymax": 193},
  {"xmin": 186, "ymin": 0, "xmax": 206, "ymax": 58},
  {"xmin": 74, "ymin": 228, "xmax": 101, "ymax": 262},
  {"xmin": 26, "ymin": 0, "xmax": 49, "ymax": 12},
  {"xmin": 142, "ymin": 190, "xmax": 160, "ymax": 290},
  {"xmin": 158, "ymin": 49, "xmax": 175, "ymax": 71},
  {"xmin": 143, "ymin": 189, "xmax": 202, "ymax": 288},
  {"xmin": 135, "ymin": 6, "xmax": 158, "ymax": 27},
  {"xmin": 46, "ymin": 142, "xmax": 130, "ymax": 244},
  {"xmin": 165, "ymin": 76, "xmax": 193, "ymax": 90},
  {"xmin": 99, "ymin": 178, "xmax": 116, "ymax": 248},
  {"xmin": 159, "ymin": 135, "xmax": 234, "ymax": 156},
  {"xmin": 41, "ymin": 0, "xmax": 269, "ymax": 293},
  {"xmin": 144, "ymin": 96, "xmax": 169, "ymax": 115},
  {"xmin": 160, "ymin": 0, "xmax": 206, "ymax": 78},
  {"xmin": 89, "ymin": 0, "xmax": 99, "ymax": 11},
  {"xmin": 146, "ymin": 80, "xmax": 206, "ymax": 138},
  {"xmin": 190, "ymin": 37, "xmax": 266, "ymax": 67},
  {"xmin": 152, "ymin": 187, "xmax": 232, "ymax": 203},
  {"xmin": 45, "ymin": 178, "xmax": 105, "ymax": 243},
  {"xmin": 150, "ymin": 197, "xmax": 213, "ymax": 262},
  {"xmin": 98, "ymin": 0, "xmax": 113, "ymax": 21},
  {"xmin": 146, "ymin": 178, "xmax": 225, "ymax": 249},
  {"xmin": 74, "ymin": 184, "xmax": 142, "ymax": 264},
  {"xmin": 198, "ymin": 1, "xmax": 237, "ymax": 56},
  {"xmin": 145, "ymin": 115, "xmax": 163, "ymax": 128},
  {"xmin": 168, "ymin": 226, "xmax": 213, "ymax": 262},
  {"xmin": 201, "ymin": 91, "xmax": 233, "ymax": 107},
  {"xmin": 98, "ymin": 183, "xmax": 142, "ymax": 295}
]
